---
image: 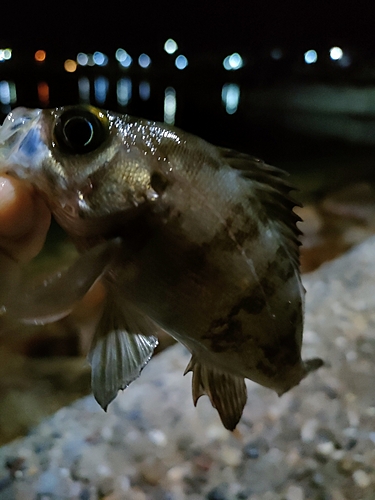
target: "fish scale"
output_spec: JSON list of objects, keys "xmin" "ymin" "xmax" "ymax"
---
[{"xmin": 0, "ymin": 105, "xmax": 323, "ymax": 430}]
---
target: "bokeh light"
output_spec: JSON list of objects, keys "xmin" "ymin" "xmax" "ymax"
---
[
  {"xmin": 304, "ymin": 49, "xmax": 318, "ymax": 64},
  {"xmin": 35, "ymin": 50, "xmax": 46, "ymax": 62},
  {"xmin": 77, "ymin": 53, "xmax": 89, "ymax": 66},
  {"xmin": 164, "ymin": 39, "xmax": 178, "ymax": 54},
  {"xmin": 175, "ymin": 55, "xmax": 188, "ymax": 70},
  {"xmin": 330, "ymin": 46, "xmax": 344, "ymax": 61},
  {"xmin": 223, "ymin": 53, "xmax": 243, "ymax": 71},
  {"xmin": 64, "ymin": 59, "xmax": 77, "ymax": 72},
  {"xmin": 138, "ymin": 53, "xmax": 151, "ymax": 68}
]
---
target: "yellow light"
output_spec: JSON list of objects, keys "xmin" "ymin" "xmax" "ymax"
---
[
  {"xmin": 35, "ymin": 50, "xmax": 46, "ymax": 62},
  {"xmin": 64, "ymin": 59, "xmax": 77, "ymax": 72}
]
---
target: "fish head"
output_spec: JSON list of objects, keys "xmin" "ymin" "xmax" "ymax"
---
[{"xmin": 0, "ymin": 105, "xmax": 163, "ymax": 237}]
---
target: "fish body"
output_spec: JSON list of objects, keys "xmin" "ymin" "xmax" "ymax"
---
[{"xmin": 0, "ymin": 106, "xmax": 322, "ymax": 429}]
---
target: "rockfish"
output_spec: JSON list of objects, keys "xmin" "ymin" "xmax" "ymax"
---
[{"xmin": 0, "ymin": 105, "xmax": 322, "ymax": 430}]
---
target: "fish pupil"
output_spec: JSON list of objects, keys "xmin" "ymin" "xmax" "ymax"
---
[
  {"xmin": 63, "ymin": 117, "xmax": 94, "ymax": 149},
  {"xmin": 54, "ymin": 107, "xmax": 108, "ymax": 155}
]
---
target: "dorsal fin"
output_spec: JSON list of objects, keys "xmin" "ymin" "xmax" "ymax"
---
[{"xmin": 220, "ymin": 148, "xmax": 302, "ymax": 268}]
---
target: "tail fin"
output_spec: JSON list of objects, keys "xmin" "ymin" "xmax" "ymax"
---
[{"xmin": 184, "ymin": 357, "xmax": 247, "ymax": 431}]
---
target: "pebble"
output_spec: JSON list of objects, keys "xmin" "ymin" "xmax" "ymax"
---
[
  {"xmin": 220, "ymin": 446, "xmax": 242, "ymax": 467},
  {"xmin": 285, "ymin": 485, "xmax": 304, "ymax": 500},
  {"xmin": 352, "ymin": 469, "xmax": 371, "ymax": 488}
]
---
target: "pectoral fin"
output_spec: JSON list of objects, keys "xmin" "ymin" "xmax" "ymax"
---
[
  {"xmin": 88, "ymin": 297, "xmax": 158, "ymax": 410},
  {"xmin": 184, "ymin": 356, "xmax": 247, "ymax": 431},
  {"xmin": 5, "ymin": 240, "xmax": 120, "ymax": 324}
]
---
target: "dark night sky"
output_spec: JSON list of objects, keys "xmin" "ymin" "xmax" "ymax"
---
[{"xmin": 1, "ymin": 0, "xmax": 375, "ymax": 55}]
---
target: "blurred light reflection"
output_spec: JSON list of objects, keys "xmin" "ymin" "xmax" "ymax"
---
[
  {"xmin": 175, "ymin": 55, "xmax": 188, "ymax": 70},
  {"xmin": 116, "ymin": 49, "xmax": 132, "ymax": 68},
  {"xmin": 223, "ymin": 53, "xmax": 243, "ymax": 71},
  {"xmin": 138, "ymin": 54, "xmax": 151, "ymax": 68},
  {"xmin": 94, "ymin": 76, "xmax": 109, "ymax": 104},
  {"xmin": 330, "ymin": 46, "xmax": 343, "ymax": 61},
  {"xmin": 77, "ymin": 53, "xmax": 88, "ymax": 66},
  {"xmin": 164, "ymin": 87, "xmax": 176, "ymax": 125},
  {"xmin": 64, "ymin": 59, "xmax": 77, "ymax": 72},
  {"xmin": 35, "ymin": 50, "xmax": 46, "ymax": 62},
  {"xmin": 78, "ymin": 77, "xmax": 90, "ymax": 103},
  {"xmin": 222, "ymin": 83, "xmax": 240, "ymax": 114},
  {"xmin": 270, "ymin": 48, "xmax": 283, "ymax": 60},
  {"xmin": 117, "ymin": 78, "xmax": 132, "ymax": 106},
  {"xmin": 0, "ymin": 49, "xmax": 12, "ymax": 62},
  {"xmin": 38, "ymin": 82, "xmax": 49, "ymax": 105},
  {"xmin": 164, "ymin": 39, "xmax": 178, "ymax": 54},
  {"xmin": 304, "ymin": 50, "xmax": 317, "ymax": 64},
  {"xmin": 93, "ymin": 51, "xmax": 108, "ymax": 66},
  {"xmin": 139, "ymin": 81, "xmax": 150, "ymax": 101},
  {"xmin": 0, "ymin": 81, "xmax": 10, "ymax": 104}
]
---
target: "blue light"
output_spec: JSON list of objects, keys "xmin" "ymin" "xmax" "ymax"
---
[
  {"xmin": 139, "ymin": 81, "xmax": 150, "ymax": 101},
  {"xmin": 138, "ymin": 53, "xmax": 151, "ymax": 68},
  {"xmin": 0, "ymin": 81, "xmax": 10, "ymax": 104},
  {"xmin": 94, "ymin": 76, "xmax": 109, "ymax": 104},
  {"xmin": 116, "ymin": 49, "xmax": 132, "ymax": 68},
  {"xmin": 93, "ymin": 51, "xmax": 108, "ymax": 66},
  {"xmin": 270, "ymin": 48, "xmax": 283, "ymax": 60},
  {"xmin": 304, "ymin": 50, "xmax": 318, "ymax": 64},
  {"xmin": 175, "ymin": 55, "xmax": 188, "ymax": 70}
]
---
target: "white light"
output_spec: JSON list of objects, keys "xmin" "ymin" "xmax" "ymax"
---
[
  {"xmin": 77, "ymin": 53, "xmax": 88, "ymax": 66},
  {"xmin": 164, "ymin": 87, "xmax": 176, "ymax": 125},
  {"xmin": 94, "ymin": 76, "xmax": 108, "ymax": 104},
  {"xmin": 330, "ymin": 46, "xmax": 343, "ymax": 61},
  {"xmin": 139, "ymin": 81, "xmax": 150, "ymax": 101},
  {"xmin": 175, "ymin": 55, "xmax": 188, "ymax": 70},
  {"xmin": 223, "ymin": 53, "xmax": 243, "ymax": 71},
  {"xmin": 304, "ymin": 49, "xmax": 318, "ymax": 64},
  {"xmin": 78, "ymin": 77, "xmax": 90, "ymax": 103},
  {"xmin": 138, "ymin": 53, "xmax": 151, "ymax": 68},
  {"xmin": 93, "ymin": 51, "xmax": 108, "ymax": 66},
  {"xmin": 0, "ymin": 50, "xmax": 4, "ymax": 62},
  {"xmin": 117, "ymin": 78, "xmax": 132, "ymax": 106},
  {"xmin": 164, "ymin": 39, "xmax": 178, "ymax": 54},
  {"xmin": 116, "ymin": 48, "xmax": 127, "ymax": 62},
  {"xmin": 3, "ymin": 49, "xmax": 11, "ymax": 60},
  {"xmin": 0, "ymin": 81, "xmax": 10, "ymax": 104},
  {"xmin": 222, "ymin": 83, "xmax": 240, "ymax": 114}
]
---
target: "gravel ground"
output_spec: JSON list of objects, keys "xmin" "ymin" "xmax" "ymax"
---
[{"xmin": 0, "ymin": 236, "xmax": 375, "ymax": 500}]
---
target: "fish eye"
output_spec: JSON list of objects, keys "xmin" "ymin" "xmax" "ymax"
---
[{"xmin": 54, "ymin": 107, "xmax": 108, "ymax": 154}]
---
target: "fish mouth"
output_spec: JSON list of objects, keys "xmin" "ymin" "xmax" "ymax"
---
[{"xmin": 0, "ymin": 107, "xmax": 46, "ymax": 177}]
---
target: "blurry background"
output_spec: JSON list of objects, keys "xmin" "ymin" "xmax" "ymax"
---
[{"xmin": 0, "ymin": 0, "xmax": 375, "ymax": 444}]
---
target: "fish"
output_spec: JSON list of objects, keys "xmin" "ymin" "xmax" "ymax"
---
[{"xmin": 0, "ymin": 105, "xmax": 323, "ymax": 430}]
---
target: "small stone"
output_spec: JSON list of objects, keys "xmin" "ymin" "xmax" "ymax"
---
[
  {"xmin": 301, "ymin": 419, "xmax": 318, "ymax": 442},
  {"xmin": 220, "ymin": 446, "xmax": 242, "ymax": 467},
  {"xmin": 316, "ymin": 441, "xmax": 335, "ymax": 456},
  {"xmin": 285, "ymin": 485, "xmax": 304, "ymax": 500},
  {"xmin": 352, "ymin": 469, "xmax": 371, "ymax": 488},
  {"xmin": 148, "ymin": 429, "xmax": 167, "ymax": 447}
]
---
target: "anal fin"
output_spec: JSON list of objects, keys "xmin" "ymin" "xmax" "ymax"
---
[{"xmin": 184, "ymin": 357, "xmax": 247, "ymax": 431}]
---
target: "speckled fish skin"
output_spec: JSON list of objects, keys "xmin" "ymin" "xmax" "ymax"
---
[{"xmin": 0, "ymin": 105, "xmax": 323, "ymax": 430}]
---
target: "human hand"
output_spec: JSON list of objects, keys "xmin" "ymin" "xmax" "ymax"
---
[{"xmin": 0, "ymin": 175, "xmax": 51, "ymax": 264}]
